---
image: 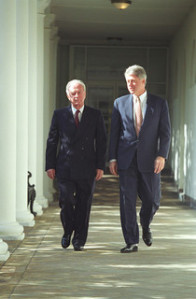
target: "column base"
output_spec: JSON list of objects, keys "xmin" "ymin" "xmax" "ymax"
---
[
  {"xmin": 36, "ymin": 196, "xmax": 48, "ymax": 209},
  {"xmin": 16, "ymin": 209, "xmax": 35, "ymax": 227},
  {"xmin": 0, "ymin": 239, "xmax": 10, "ymax": 261},
  {"xmin": 32, "ymin": 200, "xmax": 43, "ymax": 216},
  {"xmin": 0, "ymin": 222, "xmax": 25, "ymax": 240}
]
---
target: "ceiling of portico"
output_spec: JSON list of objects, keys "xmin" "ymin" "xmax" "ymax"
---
[{"xmin": 50, "ymin": 0, "xmax": 195, "ymax": 46}]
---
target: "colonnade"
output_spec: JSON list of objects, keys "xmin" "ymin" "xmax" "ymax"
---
[{"xmin": 0, "ymin": 0, "xmax": 58, "ymax": 261}]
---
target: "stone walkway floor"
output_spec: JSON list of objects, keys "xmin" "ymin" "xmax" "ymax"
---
[{"xmin": 0, "ymin": 173, "xmax": 196, "ymax": 298}]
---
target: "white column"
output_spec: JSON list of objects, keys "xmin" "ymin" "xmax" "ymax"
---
[
  {"xmin": 28, "ymin": 0, "xmax": 37, "ymax": 196},
  {"xmin": 49, "ymin": 26, "xmax": 59, "ymax": 118},
  {"xmin": 0, "ymin": 0, "xmax": 24, "ymax": 240},
  {"xmin": 16, "ymin": 0, "xmax": 35, "ymax": 227},
  {"xmin": 28, "ymin": 0, "xmax": 43, "ymax": 216},
  {"xmin": 36, "ymin": 0, "xmax": 51, "ymax": 208},
  {"xmin": 43, "ymin": 14, "xmax": 58, "ymax": 202}
]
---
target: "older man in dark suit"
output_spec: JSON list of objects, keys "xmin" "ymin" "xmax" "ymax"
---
[
  {"xmin": 46, "ymin": 79, "xmax": 107, "ymax": 251},
  {"xmin": 109, "ymin": 65, "xmax": 171, "ymax": 253}
]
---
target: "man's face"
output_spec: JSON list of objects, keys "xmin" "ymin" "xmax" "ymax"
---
[
  {"xmin": 67, "ymin": 83, "xmax": 86, "ymax": 109},
  {"xmin": 126, "ymin": 74, "xmax": 146, "ymax": 96}
]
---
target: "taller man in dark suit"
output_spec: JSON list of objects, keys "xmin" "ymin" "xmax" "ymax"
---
[
  {"xmin": 46, "ymin": 79, "xmax": 107, "ymax": 251},
  {"xmin": 109, "ymin": 65, "xmax": 171, "ymax": 253}
]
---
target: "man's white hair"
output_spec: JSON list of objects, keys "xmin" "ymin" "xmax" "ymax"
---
[
  {"xmin": 124, "ymin": 65, "xmax": 147, "ymax": 82},
  {"xmin": 65, "ymin": 79, "xmax": 86, "ymax": 94}
]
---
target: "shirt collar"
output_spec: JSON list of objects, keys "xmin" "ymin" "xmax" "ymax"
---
[
  {"xmin": 138, "ymin": 91, "xmax": 147, "ymax": 104},
  {"xmin": 71, "ymin": 105, "xmax": 84, "ymax": 115}
]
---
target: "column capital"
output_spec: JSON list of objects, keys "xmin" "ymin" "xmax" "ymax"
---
[
  {"xmin": 37, "ymin": 0, "xmax": 51, "ymax": 14},
  {"xmin": 50, "ymin": 26, "xmax": 58, "ymax": 40},
  {"xmin": 44, "ymin": 13, "xmax": 55, "ymax": 28}
]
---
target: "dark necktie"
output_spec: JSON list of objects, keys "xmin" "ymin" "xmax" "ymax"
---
[{"xmin": 75, "ymin": 110, "xmax": 80, "ymax": 127}]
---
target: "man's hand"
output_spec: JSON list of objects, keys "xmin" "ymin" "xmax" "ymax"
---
[
  {"xmin": 96, "ymin": 169, "xmax": 104, "ymax": 181},
  {"xmin": 109, "ymin": 161, "xmax": 118, "ymax": 176},
  {"xmin": 154, "ymin": 156, "xmax": 165, "ymax": 174},
  {"xmin": 47, "ymin": 169, "xmax": 56, "ymax": 180}
]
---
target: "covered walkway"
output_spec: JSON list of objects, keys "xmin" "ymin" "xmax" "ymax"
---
[{"xmin": 0, "ymin": 173, "xmax": 196, "ymax": 299}]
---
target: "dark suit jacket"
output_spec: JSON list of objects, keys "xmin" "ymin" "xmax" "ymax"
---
[
  {"xmin": 46, "ymin": 105, "xmax": 107, "ymax": 179},
  {"xmin": 109, "ymin": 93, "xmax": 171, "ymax": 172}
]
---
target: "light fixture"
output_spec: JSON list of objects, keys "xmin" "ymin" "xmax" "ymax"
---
[{"xmin": 111, "ymin": 0, "xmax": 132, "ymax": 10}]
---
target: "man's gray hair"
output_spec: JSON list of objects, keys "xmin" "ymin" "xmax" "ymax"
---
[
  {"xmin": 66, "ymin": 79, "xmax": 86, "ymax": 94},
  {"xmin": 124, "ymin": 65, "xmax": 147, "ymax": 81}
]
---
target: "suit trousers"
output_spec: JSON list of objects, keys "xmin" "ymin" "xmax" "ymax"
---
[
  {"xmin": 118, "ymin": 154, "xmax": 161, "ymax": 245},
  {"xmin": 57, "ymin": 177, "xmax": 95, "ymax": 246}
]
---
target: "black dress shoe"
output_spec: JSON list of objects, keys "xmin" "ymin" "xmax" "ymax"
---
[
  {"xmin": 74, "ymin": 245, "xmax": 84, "ymax": 251},
  {"xmin": 61, "ymin": 235, "xmax": 71, "ymax": 249},
  {"xmin": 120, "ymin": 244, "xmax": 138, "ymax": 253},
  {"xmin": 142, "ymin": 228, "xmax": 152, "ymax": 246}
]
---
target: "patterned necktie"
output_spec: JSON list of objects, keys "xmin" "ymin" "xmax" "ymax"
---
[
  {"xmin": 75, "ymin": 110, "xmax": 80, "ymax": 127},
  {"xmin": 134, "ymin": 96, "xmax": 143, "ymax": 137}
]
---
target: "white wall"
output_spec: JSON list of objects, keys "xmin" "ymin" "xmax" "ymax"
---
[{"xmin": 169, "ymin": 5, "xmax": 196, "ymax": 206}]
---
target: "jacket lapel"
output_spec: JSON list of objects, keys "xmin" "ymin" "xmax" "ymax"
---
[
  {"xmin": 77, "ymin": 105, "xmax": 89, "ymax": 132},
  {"xmin": 67, "ymin": 105, "xmax": 75, "ymax": 122},
  {"xmin": 124, "ymin": 94, "xmax": 135, "ymax": 133},
  {"xmin": 62, "ymin": 106, "xmax": 78, "ymax": 141},
  {"xmin": 142, "ymin": 94, "xmax": 154, "ymax": 127},
  {"xmin": 125, "ymin": 94, "xmax": 134, "ymax": 121}
]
